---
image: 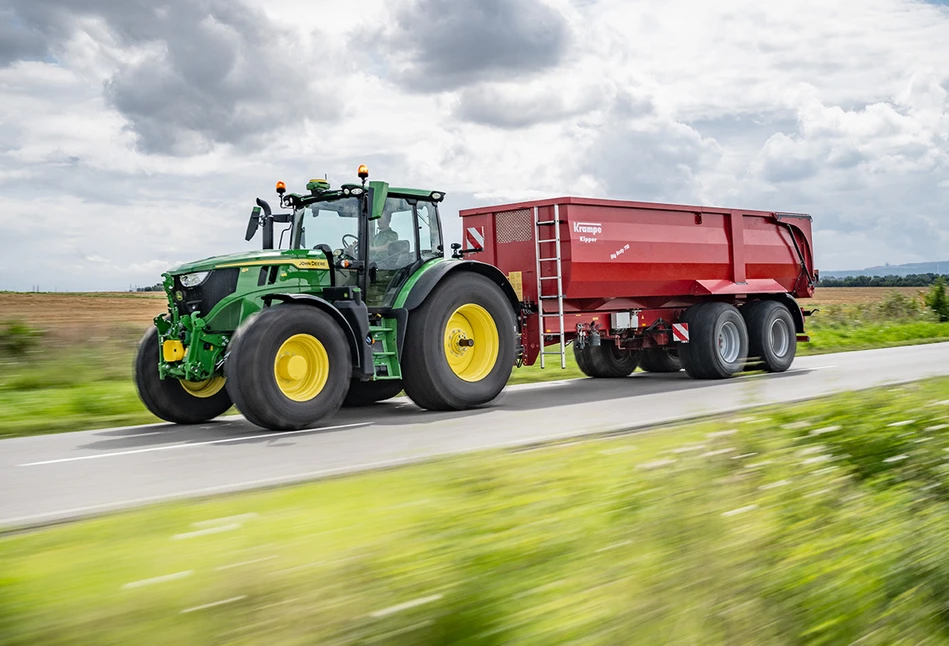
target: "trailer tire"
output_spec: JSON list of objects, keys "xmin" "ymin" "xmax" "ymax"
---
[
  {"xmin": 639, "ymin": 347, "xmax": 681, "ymax": 373},
  {"xmin": 134, "ymin": 326, "xmax": 232, "ymax": 425},
  {"xmin": 402, "ymin": 273, "xmax": 516, "ymax": 411},
  {"xmin": 574, "ymin": 341, "xmax": 640, "ymax": 378},
  {"xmin": 225, "ymin": 306, "xmax": 351, "ymax": 430},
  {"xmin": 342, "ymin": 379, "xmax": 403, "ymax": 407},
  {"xmin": 743, "ymin": 300, "xmax": 796, "ymax": 373},
  {"xmin": 679, "ymin": 303, "xmax": 748, "ymax": 379}
]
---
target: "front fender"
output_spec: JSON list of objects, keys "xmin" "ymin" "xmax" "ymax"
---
[{"xmin": 261, "ymin": 293, "xmax": 368, "ymax": 374}]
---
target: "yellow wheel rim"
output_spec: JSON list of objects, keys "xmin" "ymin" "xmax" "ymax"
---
[
  {"xmin": 180, "ymin": 376, "xmax": 226, "ymax": 399},
  {"xmin": 273, "ymin": 334, "xmax": 330, "ymax": 402},
  {"xmin": 444, "ymin": 303, "xmax": 499, "ymax": 382}
]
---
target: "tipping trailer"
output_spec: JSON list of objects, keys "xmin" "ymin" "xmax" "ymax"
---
[
  {"xmin": 135, "ymin": 167, "xmax": 816, "ymax": 432},
  {"xmin": 459, "ymin": 197, "xmax": 816, "ymax": 378}
]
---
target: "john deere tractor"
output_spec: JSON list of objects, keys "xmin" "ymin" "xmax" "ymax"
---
[{"xmin": 134, "ymin": 166, "xmax": 519, "ymax": 430}]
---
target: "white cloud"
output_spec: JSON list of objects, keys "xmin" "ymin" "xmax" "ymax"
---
[{"xmin": 1, "ymin": 0, "xmax": 948, "ymax": 290}]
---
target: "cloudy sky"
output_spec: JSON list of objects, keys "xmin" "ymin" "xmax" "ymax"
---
[{"xmin": 1, "ymin": 0, "xmax": 948, "ymax": 290}]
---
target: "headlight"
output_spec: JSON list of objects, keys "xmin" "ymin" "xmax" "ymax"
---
[{"xmin": 179, "ymin": 271, "xmax": 210, "ymax": 288}]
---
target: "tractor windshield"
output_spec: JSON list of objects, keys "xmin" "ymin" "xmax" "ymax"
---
[{"xmin": 291, "ymin": 196, "xmax": 361, "ymax": 254}]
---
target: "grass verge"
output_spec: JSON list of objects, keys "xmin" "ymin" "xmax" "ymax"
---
[{"xmin": 4, "ymin": 380, "xmax": 949, "ymax": 643}]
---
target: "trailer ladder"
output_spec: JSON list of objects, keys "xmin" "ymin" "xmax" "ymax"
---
[{"xmin": 534, "ymin": 204, "xmax": 566, "ymax": 369}]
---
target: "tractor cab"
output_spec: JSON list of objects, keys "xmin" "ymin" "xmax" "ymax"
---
[{"xmin": 246, "ymin": 166, "xmax": 445, "ymax": 308}]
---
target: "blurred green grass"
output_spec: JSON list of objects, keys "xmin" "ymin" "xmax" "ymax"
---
[{"xmin": 4, "ymin": 379, "xmax": 949, "ymax": 643}]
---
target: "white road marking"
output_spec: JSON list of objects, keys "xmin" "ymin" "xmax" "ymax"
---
[
  {"xmin": 173, "ymin": 523, "xmax": 242, "ymax": 540},
  {"xmin": 215, "ymin": 556, "xmax": 277, "ymax": 570},
  {"xmin": 18, "ymin": 423, "xmax": 369, "ymax": 467},
  {"xmin": 369, "ymin": 594, "xmax": 443, "ymax": 618},
  {"xmin": 193, "ymin": 513, "xmax": 258, "ymax": 528},
  {"xmin": 122, "ymin": 570, "xmax": 193, "ymax": 589},
  {"xmin": 181, "ymin": 596, "xmax": 247, "ymax": 613}
]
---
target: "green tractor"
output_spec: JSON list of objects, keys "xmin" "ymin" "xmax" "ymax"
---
[{"xmin": 134, "ymin": 166, "xmax": 519, "ymax": 430}]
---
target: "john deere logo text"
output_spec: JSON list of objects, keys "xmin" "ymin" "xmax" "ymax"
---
[
  {"xmin": 293, "ymin": 259, "xmax": 329, "ymax": 270},
  {"xmin": 574, "ymin": 221, "xmax": 602, "ymax": 243}
]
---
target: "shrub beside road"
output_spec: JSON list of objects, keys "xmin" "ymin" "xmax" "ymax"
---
[
  {"xmin": 1, "ymin": 288, "xmax": 949, "ymax": 437},
  {"xmin": 4, "ymin": 378, "xmax": 949, "ymax": 643}
]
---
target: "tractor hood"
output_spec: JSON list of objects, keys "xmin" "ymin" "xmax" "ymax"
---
[{"xmin": 167, "ymin": 249, "xmax": 315, "ymax": 275}]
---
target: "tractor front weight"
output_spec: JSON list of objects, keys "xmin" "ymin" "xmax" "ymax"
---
[{"xmin": 154, "ymin": 311, "xmax": 228, "ymax": 382}]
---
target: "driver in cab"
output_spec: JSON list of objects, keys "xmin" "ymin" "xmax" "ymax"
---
[{"xmin": 369, "ymin": 211, "xmax": 399, "ymax": 260}]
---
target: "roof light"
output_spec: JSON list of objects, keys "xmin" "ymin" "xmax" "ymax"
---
[
  {"xmin": 357, "ymin": 164, "xmax": 369, "ymax": 180},
  {"xmin": 275, "ymin": 181, "xmax": 286, "ymax": 195},
  {"xmin": 430, "ymin": 191, "xmax": 444, "ymax": 201}
]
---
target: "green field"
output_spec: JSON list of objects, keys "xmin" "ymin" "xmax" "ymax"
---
[
  {"xmin": 4, "ymin": 379, "xmax": 949, "ymax": 644},
  {"xmin": 1, "ymin": 289, "xmax": 948, "ymax": 437}
]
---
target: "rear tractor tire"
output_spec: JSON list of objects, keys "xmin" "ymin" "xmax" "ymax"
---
[
  {"xmin": 134, "ymin": 326, "xmax": 232, "ymax": 425},
  {"xmin": 225, "ymin": 306, "xmax": 351, "ymax": 430},
  {"xmin": 742, "ymin": 300, "xmax": 796, "ymax": 373},
  {"xmin": 679, "ymin": 302, "xmax": 749, "ymax": 379},
  {"xmin": 638, "ymin": 347, "xmax": 681, "ymax": 373},
  {"xmin": 343, "ymin": 379, "xmax": 404, "ymax": 407},
  {"xmin": 402, "ymin": 273, "xmax": 516, "ymax": 411},
  {"xmin": 574, "ymin": 340, "xmax": 640, "ymax": 378}
]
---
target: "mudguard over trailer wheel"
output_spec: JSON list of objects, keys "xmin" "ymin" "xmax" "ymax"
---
[
  {"xmin": 343, "ymin": 379, "xmax": 403, "ymax": 407},
  {"xmin": 134, "ymin": 326, "xmax": 232, "ymax": 424},
  {"xmin": 679, "ymin": 302, "xmax": 749, "ymax": 379},
  {"xmin": 574, "ymin": 341, "xmax": 640, "ymax": 378},
  {"xmin": 402, "ymin": 273, "xmax": 516, "ymax": 411},
  {"xmin": 638, "ymin": 347, "xmax": 681, "ymax": 373},
  {"xmin": 742, "ymin": 300, "xmax": 796, "ymax": 372},
  {"xmin": 225, "ymin": 306, "xmax": 351, "ymax": 430}
]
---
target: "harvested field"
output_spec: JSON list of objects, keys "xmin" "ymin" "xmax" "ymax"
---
[
  {"xmin": 810, "ymin": 286, "xmax": 926, "ymax": 307},
  {"xmin": 0, "ymin": 292, "xmax": 166, "ymax": 341}
]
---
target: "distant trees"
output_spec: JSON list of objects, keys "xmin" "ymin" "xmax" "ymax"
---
[
  {"xmin": 134, "ymin": 283, "xmax": 164, "ymax": 292},
  {"xmin": 818, "ymin": 274, "xmax": 949, "ymax": 288}
]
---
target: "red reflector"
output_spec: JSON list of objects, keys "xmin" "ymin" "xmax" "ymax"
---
[{"xmin": 796, "ymin": 334, "xmax": 810, "ymax": 343}]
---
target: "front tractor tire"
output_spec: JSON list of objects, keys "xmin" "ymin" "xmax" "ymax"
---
[
  {"xmin": 134, "ymin": 326, "xmax": 232, "ymax": 425},
  {"xmin": 402, "ymin": 273, "xmax": 516, "ymax": 411},
  {"xmin": 574, "ymin": 340, "xmax": 640, "ymax": 378},
  {"xmin": 225, "ymin": 306, "xmax": 351, "ymax": 431}
]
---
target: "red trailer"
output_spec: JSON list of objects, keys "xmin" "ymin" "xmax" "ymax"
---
[{"xmin": 458, "ymin": 197, "xmax": 816, "ymax": 379}]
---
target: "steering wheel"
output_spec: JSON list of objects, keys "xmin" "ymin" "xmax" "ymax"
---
[{"xmin": 341, "ymin": 234, "xmax": 358, "ymax": 252}]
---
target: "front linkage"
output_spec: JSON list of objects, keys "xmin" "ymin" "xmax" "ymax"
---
[{"xmin": 154, "ymin": 273, "xmax": 229, "ymax": 382}]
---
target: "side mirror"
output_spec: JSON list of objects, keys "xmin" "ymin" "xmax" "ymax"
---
[{"xmin": 245, "ymin": 206, "xmax": 261, "ymax": 241}]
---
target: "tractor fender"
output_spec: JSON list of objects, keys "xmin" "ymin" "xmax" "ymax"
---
[
  {"xmin": 401, "ymin": 260, "xmax": 520, "ymax": 312},
  {"xmin": 261, "ymin": 293, "xmax": 369, "ymax": 374}
]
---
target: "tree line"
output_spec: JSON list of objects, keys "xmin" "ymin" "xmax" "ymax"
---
[{"xmin": 818, "ymin": 274, "xmax": 949, "ymax": 288}]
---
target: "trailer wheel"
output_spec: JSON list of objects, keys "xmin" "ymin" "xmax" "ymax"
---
[
  {"xmin": 402, "ymin": 273, "xmax": 516, "ymax": 411},
  {"xmin": 679, "ymin": 303, "xmax": 749, "ymax": 379},
  {"xmin": 134, "ymin": 326, "xmax": 232, "ymax": 425},
  {"xmin": 225, "ymin": 306, "xmax": 351, "ymax": 430},
  {"xmin": 343, "ymin": 379, "xmax": 403, "ymax": 407},
  {"xmin": 639, "ymin": 347, "xmax": 681, "ymax": 373},
  {"xmin": 574, "ymin": 341, "xmax": 640, "ymax": 378},
  {"xmin": 743, "ymin": 300, "xmax": 796, "ymax": 372}
]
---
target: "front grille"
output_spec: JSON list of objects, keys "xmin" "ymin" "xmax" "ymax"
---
[{"xmin": 173, "ymin": 268, "xmax": 240, "ymax": 318}]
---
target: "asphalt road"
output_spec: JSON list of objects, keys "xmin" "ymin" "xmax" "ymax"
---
[{"xmin": 4, "ymin": 343, "xmax": 949, "ymax": 529}]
